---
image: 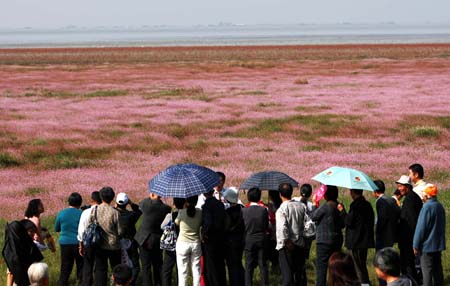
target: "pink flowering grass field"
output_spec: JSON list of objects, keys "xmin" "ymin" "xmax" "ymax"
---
[{"xmin": 1, "ymin": 44, "xmax": 450, "ymax": 284}]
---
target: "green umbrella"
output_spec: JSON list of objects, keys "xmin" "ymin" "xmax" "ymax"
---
[{"xmin": 311, "ymin": 166, "xmax": 378, "ymax": 191}]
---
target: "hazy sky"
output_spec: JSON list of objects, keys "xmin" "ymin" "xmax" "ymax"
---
[{"xmin": 2, "ymin": 0, "xmax": 450, "ymax": 28}]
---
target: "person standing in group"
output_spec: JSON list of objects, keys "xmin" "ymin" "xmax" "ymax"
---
[
  {"xmin": 373, "ymin": 248, "xmax": 413, "ymax": 286},
  {"xmin": 3, "ymin": 219, "xmax": 44, "ymax": 286},
  {"xmin": 373, "ymin": 180, "xmax": 401, "ymax": 250},
  {"xmin": 201, "ymin": 188, "xmax": 227, "ymax": 286},
  {"xmin": 276, "ymin": 183, "xmax": 307, "ymax": 286},
  {"xmin": 78, "ymin": 191, "xmax": 102, "ymax": 286},
  {"xmin": 342, "ymin": 189, "xmax": 375, "ymax": 286},
  {"xmin": 25, "ymin": 199, "xmax": 46, "ymax": 245},
  {"xmin": 396, "ymin": 175, "xmax": 422, "ymax": 283},
  {"xmin": 413, "ymin": 184, "xmax": 446, "ymax": 286},
  {"xmin": 175, "ymin": 196, "xmax": 203, "ymax": 286},
  {"xmin": 161, "ymin": 197, "xmax": 185, "ymax": 286},
  {"xmin": 242, "ymin": 187, "xmax": 269, "ymax": 286},
  {"xmin": 93, "ymin": 187, "xmax": 124, "ymax": 286},
  {"xmin": 408, "ymin": 163, "xmax": 427, "ymax": 200},
  {"xmin": 327, "ymin": 252, "xmax": 361, "ymax": 286},
  {"xmin": 135, "ymin": 191, "xmax": 171, "ymax": 286},
  {"xmin": 310, "ymin": 185, "xmax": 345, "ymax": 286},
  {"xmin": 223, "ymin": 187, "xmax": 245, "ymax": 286},
  {"xmin": 55, "ymin": 192, "xmax": 83, "ymax": 286},
  {"xmin": 115, "ymin": 192, "xmax": 142, "ymax": 286},
  {"xmin": 373, "ymin": 180, "xmax": 401, "ymax": 286},
  {"xmin": 294, "ymin": 183, "xmax": 316, "ymax": 286},
  {"xmin": 197, "ymin": 171, "xmax": 227, "ymax": 209}
]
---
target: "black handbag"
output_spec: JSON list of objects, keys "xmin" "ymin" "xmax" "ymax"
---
[{"xmin": 82, "ymin": 206, "xmax": 103, "ymax": 247}]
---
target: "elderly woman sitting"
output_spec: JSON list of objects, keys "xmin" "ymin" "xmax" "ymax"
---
[{"xmin": 28, "ymin": 262, "xmax": 49, "ymax": 286}]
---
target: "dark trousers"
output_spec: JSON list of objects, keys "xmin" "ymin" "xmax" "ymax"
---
[
  {"xmin": 81, "ymin": 246, "xmax": 95, "ymax": 286},
  {"xmin": 245, "ymin": 244, "xmax": 268, "ymax": 286},
  {"xmin": 225, "ymin": 242, "xmax": 244, "ymax": 286},
  {"xmin": 94, "ymin": 248, "xmax": 121, "ymax": 286},
  {"xmin": 421, "ymin": 251, "xmax": 443, "ymax": 286},
  {"xmin": 399, "ymin": 243, "xmax": 419, "ymax": 283},
  {"xmin": 279, "ymin": 246, "xmax": 306, "ymax": 286},
  {"xmin": 350, "ymin": 249, "xmax": 370, "ymax": 284},
  {"xmin": 315, "ymin": 243, "xmax": 340, "ymax": 286},
  {"xmin": 266, "ymin": 239, "xmax": 279, "ymax": 272},
  {"xmin": 140, "ymin": 244, "xmax": 163, "ymax": 286},
  {"xmin": 128, "ymin": 240, "xmax": 141, "ymax": 286},
  {"xmin": 59, "ymin": 244, "xmax": 83, "ymax": 286},
  {"xmin": 161, "ymin": 250, "xmax": 177, "ymax": 286},
  {"xmin": 203, "ymin": 241, "xmax": 226, "ymax": 286}
]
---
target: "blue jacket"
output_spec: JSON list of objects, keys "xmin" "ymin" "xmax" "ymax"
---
[
  {"xmin": 55, "ymin": 207, "xmax": 82, "ymax": 245},
  {"xmin": 413, "ymin": 197, "xmax": 446, "ymax": 253}
]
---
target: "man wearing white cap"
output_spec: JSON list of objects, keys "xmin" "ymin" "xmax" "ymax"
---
[
  {"xmin": 396, "ymin": 175, "xmax": 422, "ymax": 284},
  {"xmin": 115, "ymin": 193, "xmax": 142, "ymax": 286}
]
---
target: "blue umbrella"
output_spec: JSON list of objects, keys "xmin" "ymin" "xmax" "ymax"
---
[
  {"xmin": 311, "ymin": 166, "xmax": 378, "ymax": 191},
  {"xmin": 148, "ymin": 163, "xmax": 220, "ymax": 198},
  {"xmin": 240, "ymin": 170, "xmax": 299, "ymax": 191}
]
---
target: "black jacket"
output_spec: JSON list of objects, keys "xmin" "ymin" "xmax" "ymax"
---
[
  {"xmin": 134, "ymin": 198, "xmax": 171, "ymax": 247},
  {"xmin": 202, "ymin": 196, "xmax": 227, "ymax": 243},
  {"xmin": 344, "ymin": 196, "xmax": 375, "ymax": 249},
  {"xmin": 225, "ymin": 204, "xmax": 245, "ymax": 247},
  {"xmin": 398, "ymin": 190, "xmax": 422, "ymax": 246},
  {"xmin": 117, "ymin": 203, "xmax": 142, "ymax": 240},
  {"xmin": 2, "ymin": 221, "xmax": 43, "ymax": 286},
  {"xmin": 375, "ymin": 195, "xmax": 400, "ymax": 248}
]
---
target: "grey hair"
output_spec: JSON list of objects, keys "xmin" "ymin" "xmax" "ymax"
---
[{"xmin": 28, "ymin": 262, "xmax": 49, "ymax": 286}]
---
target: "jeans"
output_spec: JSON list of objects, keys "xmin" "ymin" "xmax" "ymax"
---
[
  {"xmin": 176, "ymin": 241, "xmax": 202, "ymax": 286},
  {"xmin": 315, "ymin": 243, "xmax": 340, "ymax": 286},
  {"xmin": 349, "ymin": 249, "xmax": 370, "ymax": 284},
  {"xmin": 94, "ymin": 248, "xmax": 121, "ymax": 286},
  {"xmin": 278, "ymin": 246, "xmax": 306, "ymax": 286},
  {"xmin": 245, "ymin": 244, "xmax": 268, "ymax": 286},
  {"xmin": 59, "ymin": 244, "xmax": 83, "ymax": 286},
  {"xmin": 421, "ymin": 251, "xmax": 443, "ymax": 286}
]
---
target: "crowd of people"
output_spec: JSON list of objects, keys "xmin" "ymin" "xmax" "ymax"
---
[{"xmin": 2, "ymin": 163, "xmax": 446, "ymax": 286}]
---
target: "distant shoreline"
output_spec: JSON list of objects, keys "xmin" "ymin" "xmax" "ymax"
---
[
  {"xmin": 2, "ymin": 42, "xmax": 450, "ymax": 51},
  {"xmin": 2, "ymin": 23, "xmax": 450, "ymax": 48},
  {"xmin": 2, "ymin": 43, "xmax": 450, "ymax": 65}
]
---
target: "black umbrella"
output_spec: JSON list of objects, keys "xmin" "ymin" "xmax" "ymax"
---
[{"xmin": 240, "ymin": 171, "xmax": 299, "ymax": 191}]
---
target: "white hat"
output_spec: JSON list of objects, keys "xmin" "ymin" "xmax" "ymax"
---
[
  {"xmin": 395, "ymin": 175, "xmax": 411, "ymax": 186},
  {"xmin": 222, "ymin": 187, "xmax": 239, "ymax": 204},
  {"xmin": 116, "ymin": 192, "xmax": 129, "ymax": 205}
]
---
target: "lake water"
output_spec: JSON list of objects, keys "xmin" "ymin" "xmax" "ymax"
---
[{"xmin": 1, "ymin": 23, "xmax": 450, "ymax": 48}]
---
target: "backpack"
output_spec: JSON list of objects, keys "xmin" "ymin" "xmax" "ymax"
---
[
  {"xmin": 303, "ymin": 211, "xmax": 316, "ymax": 239},
  {"xmin": 160, "ymin": 219, "xmax": 177, "ymax": 251},
  {"xmin": 82, "ymin": 206, "xmax": 103, "ymax": 247}
]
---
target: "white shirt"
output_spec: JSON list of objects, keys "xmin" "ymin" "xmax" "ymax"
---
[
  {"xmin": 77, "ymin": 206, "xmax": 94, "ymax": 242},
  {"xmin": 275, "ymin": 200, "xmax": 306, "ymax": 250},
  {"xmin": 413, "ymin": 179, "xmax": 427, "ymax": 200}
]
